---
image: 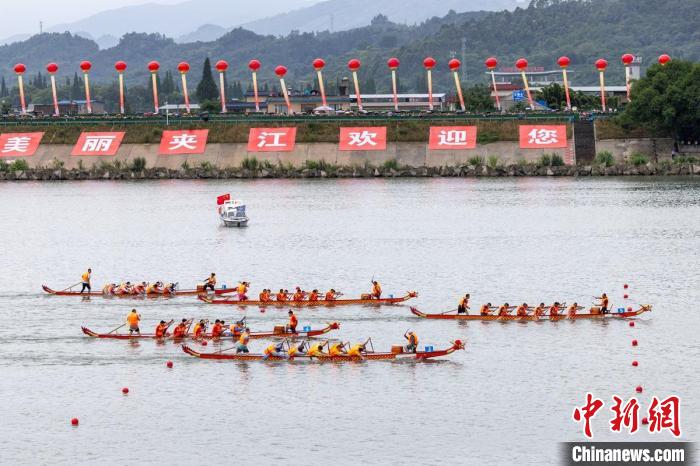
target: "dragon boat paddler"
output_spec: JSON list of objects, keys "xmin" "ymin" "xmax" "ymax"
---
[
  {"xmin": 307, "ymin": 341, "xmax": 327, "ymax": 357},
  {"xmin": 236, "ymin": 281, "xmax": 249, "ymax": 300},
  {"xmin": 567, "ymin": 303, "xmax": 583, "ymax": 317},
  {"xmin": 479, "ymin": 303, "xmax": 494, "ymax": 316},
  {"xmin": 497, "ymin": 303, "xmax": 514, "ymax": 317},
  {"xmin": 288, "ymin": 342, "xmax": 306, "ymax": 359},
  {"xmin": 263, "ymin": 342, "xmax": 287, "ymax": 360},
  {"xmin": 347, "ymin": 343, "xmax": 366, "ymax": 357},
  {"xmin": 259, "ymin": 289, "xmax": 272, "ymax": 302},
  {"xmin": 594, "ymin": 293, "xmax": 610, "ymax": 314},
  {"xmin": 324, "ymin": 289, "xmax": 339, "ymax": 301},
  {"xmin": 276, "ymin": 289, "xmax": 288, "ymax": 302},
  {"xmin": 533, "ymin": 303, "xmax": 547, "ymax": 318},
  {"xmin": 371, "ymin": 281, "xmax": 382, "ymax": 299},
  {"xmin": 229, "ymin": 319, "xmax": 245, "ymax": 336},
  {"xmin": 80, "ymin": 269, "xmax": 92, "ymax": 293},
  {"xmin": 192, "ymin": 320, "xmax": 207, "ymax": 339},
  {"xmin": 236, "ymin": 329, "xmax": 251, "ymax": 353},
  {"xmin": 203, "ymin": 273, "xmax": 217, "ymax": 292},
  {"xmin": 102, "ymin": 283, "xmax": 117, "ymax": 295},
  {"xmin": 210, "ymin": 320, "xmax": 225, "ymax": 338},
  {"xmin": 287, "ymin": 310, "xmax": 298, "ymax": 333},
  {"xmin": 292, "ymin": 287, "xmax": 306, "ymax": 302},
  {"xmin": 457, "ymin": 293, "xmax": 470, "ymax": 314},
  {"xmin": 308, "ymin": 289, "xmax": 319, "ymax": 302},
  {"xmin": 155, "ymin": 320, "xmax": 171, "ymax": 338},
  {"xmin": 126, "ymin": 309, "xmax": 141, "ymax": 334},
  {"xmin": 549, "ymin": 302, "xmax": 562, "ymax": 317},
  {"xmin": 173, "ymin": 319, "xmax": 188, "ymax": 338},
  {"xmin": 404, "ymin": 331, "xmax": 419, "ymax": 353},
  {"xmin": 118, "ymin": 282, "xmax": 133, "ymax": 295},
  {"xmin": 516, "ymin": 303, "xmax": 530, "ymax": 317},
  {"xmin": 329, "ymin": 342, "xmax": 346, "ymax": 356}
]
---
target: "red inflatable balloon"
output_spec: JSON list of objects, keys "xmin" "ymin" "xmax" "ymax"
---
[
  {"xmin": 515, "ymin": 58, "xmax": 528, "ymax": 70},
  {"xmin": 215, "ymin": 60, "xmax": 228, "ymax": 72},
  {"xmin": 658, "ymin": 54, "xmax": 671, "ymax": 65},
  {"xmin": 46, "ymin": 63, "xmax": 58, "ymax": 74},
  {"xmin": 248, "ymin": 59, "xmax": 261, "ymax": 72},
  {"xmin": 484, "ymin": 57, "xmax": 498, "ymax": 70},
  {"xmin": 80, "ymin": 61, "xmax": 92, "ymax": 72},
  {"xmin": 387, "ymin": 57, "xmax": 400, "ymax": 70},
  {"xmin": 148, "ymin": 61, "xmax": 160, "ymax": 72},
  {"xmin": 14, "ymin": 63, "xmax": 26, "ymax": 74},
  {"xmin": 448, "ymin": 59, "xmax": 461, "ymax": 71},
  {"xmin": 177, "ymin": 62, "xmax": 190, "ymax": 73},
  {"xmin": 115, "ymin": 61, "xmax": 127, "ymax": 72},
  {"xmin": 423, "ymin": 57, "xmax": 436, "ymax": 70},
  {"xmin": 595, "ymin": 59, "xmax": 608, "ymax": 71},
  {"xmin": 557, "ymin": 56, "xmax": 571, "ymax": 68},
  {"xmin": 312, "ymin": 58, "xmax": 325, "ymax": 71},
  {"xmin": 348, "ymin": 59, "xmax": 361, "ymax": 71},
  {"xmin": 275, "ymin": 65, "xmax": 288, "ymax": 77},
  {"xmin": 621, "ymin": 54, "xmax": 635, "ymax": 66}
]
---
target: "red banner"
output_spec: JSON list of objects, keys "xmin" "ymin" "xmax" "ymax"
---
[
  {"xmin": 217, "ymin": 193, "xmax": 231, "ymax": 205},
  {"xmin": 339, "ymin": 127, "xmax": 387, "ymax": 151},
  {"xmin": 159, "ymin": 130, "xmax": 209, "ymax": 155},
  {"xmin": 0, "ymin": 132, "xmax": 44, "ymax": 157},
  {"xmin": 519, "ymin": 125, "xmax": 568, "ymax": 149},
  {"xmin": 428, "ymin": 126, "xmax": 478, "ymax": 150},
  {"xmin": 247, "ymin": 128, "xmax": 297, "ymax": 152},
  {"xmin": 71, "ymin": 132, "xmax": 125, "ymax": 156}
]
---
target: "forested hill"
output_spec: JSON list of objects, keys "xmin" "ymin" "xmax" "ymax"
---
[{"xmin": 1, "ymin": 0, "xmax": 699, "ymax": 92}]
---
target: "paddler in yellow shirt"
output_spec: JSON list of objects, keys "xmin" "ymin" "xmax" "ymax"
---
[
  {"xmin": 307, "ymin": 341, "xmax": 327, "ymax": 357},
  {"xmin": 329, "ymin": 341, "xmax": 346, "ymax": 356},
  {"xmin": 80, "ymin": 268, "xmax": 92, "ymax": 293},
  {"xmin": 126, "ymin": 309, "xmax": 141, "ymax": 335},
  {"xmin": 347, "ymin": 343, "xmax": 366, "ymax": 358}
]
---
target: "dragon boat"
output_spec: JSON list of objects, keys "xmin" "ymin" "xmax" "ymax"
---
[
  {"xmin": 81, "ymin": 322, "xmax": 340, "ymax": 340},
  {"xmin": 42, "ymin": 285, "xmax": 237, "ymax": 298},
  {"xmin": 198, "ymin": 292, "xmax": 418, "ymax": 307},
  {"xmin": 409, "ymin": 305, "xmax": 652, "ymax": 321},
  {"xmin": 181, "ymin": 339, "xmax": 464, "ymax": 361}
]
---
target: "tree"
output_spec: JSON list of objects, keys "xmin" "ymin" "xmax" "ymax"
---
[
  {"xmin": 621, "ymin": 60, "xmax": 700, "ymax": 141},
  {"xmin": 463, "ymin": 85, "xmax": 495, "ymax": 112},
  {"xmin": 0, "ymin": 77, "xmax": 7, "ymax": 98},
  {"xmin": 195, "ymin": 57, "xmax": 218, "ymax": 102},
  {"xmin": 71, "ymin": 73, "xmax": 82, "ymax": 100}
]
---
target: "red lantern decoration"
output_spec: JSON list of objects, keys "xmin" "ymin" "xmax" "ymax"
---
[
  {"xmin": 448, "ymin": 59, "xmax": 461, "ymax": 71},
  {"xmin": 46, "ymin": 63, "xmax": 58, "ymax": 74},
  {"xmin": 248, "ymin": 59, "xmax": 261, "ymax": 72},
  {"xmin": 423, "ymin": 57, "xmax": 436, "ymax": 70},
  {"xmin": 14, "ymin": 63, "xmax": 26, "ymax": 74},
  {"xmin": 148, "ymin": 61, "xmax": 160, "ymax": 72},
  {"xmin": 484, "ymin": 57, "xmax": 498, "ymax": 70},
  {"xmin": 387, "ymin": 57, "xmax": 400, "ymax": 70},
  {"xmin": 80, "ymin": 61, "xmax": 92, "ymax": 72},
  {"xmin": 275, "ymin": 65, "xmax": 288, "ymax": 77},
  {"xmin": 115, "ymin": 61, "xmax": 127, "ymax": 72},
  {"xmin": 595, "ymin": 59, "xmax": 608, "ymax": 71},
  {"xmin": 312, "ymin": 58, "xmax": 325, "ymax": 71},
  {"xmin": 177, "ymin": 62, "xmax": 190, "ymax": 73},
  {"xmin": 658, "ymin": 54, "xmax": 671, "ymax": 65},
  {"xmin": 621, "ymin": 54, "xmax": 635, "ymax": 66},
  {"xmin": 515, "ymin": 58, "xmax": 528, "ymax": 70},
  {"xmin": 557, "ymin": 56, "xmax": 571, "ymax": 68},
  {"xmin": 348, "ymin": 59, "xmax": 361, "ymax": 71},
  {"xmin": 215, "ymin": 60, "xmax": 229, "ymax": 72}
]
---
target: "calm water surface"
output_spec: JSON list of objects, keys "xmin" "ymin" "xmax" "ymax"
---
[{"xmin": 1, "ymin": 177, "xmax": 698, "ymax": 465}]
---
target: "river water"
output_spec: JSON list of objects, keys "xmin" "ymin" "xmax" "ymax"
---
[{"xmin": 0, "ymin": 177, "xmax": 698, "ymax": 465}]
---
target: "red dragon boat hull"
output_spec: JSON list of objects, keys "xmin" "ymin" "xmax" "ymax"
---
[
  {"xmin": 198, "ymin": 292, "xmax": 418, "ymax": 307},
  {"xmin": 181, "ymin": 340, "xmax": 464, "ymax": 361},
  {"xmin": 43, "ymin": 285, "xmax": 237, "ymax": 298},
  {"xmin": 410, "ymin": 306, "xmax": 652, "ymax": 321},
  {"xmin": 81, "ymin": 323, "xmax": 340, "ymax": 340}
]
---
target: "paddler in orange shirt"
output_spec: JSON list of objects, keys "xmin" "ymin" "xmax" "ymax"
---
[
  {"xmin": 155, "ymin": 320, "xmax": 171, "ymax": 338},
  {"xmin": 457, "ymin": 293, "xmax": 470, "ymax": 314},
  {"xmin": 497, "ymin": 303, "xmax": 514, "ymax": 317},
  {"xmin": 516, "ymin": 303, "xmax": 530, "ymax": 317},
  {"xmin": 259, "ymin": 289, "xmax": 272, "ymax": 302},
  {"xmin": 292, "ymin": 287, "xmax": 306, "ymax": 302},
  {"xmin": 308, "ymin": 289, "xmax": 319, "ymax": 302},
  {"xmin": 324, "ymin": 289, "xmax": 339, "ymax": 301},
  {"xmin": 203, "ymin": 273, "xmax": 217, "ymax": 292},
  {"xmin": 80, "ymin": 268, "xmax": 92, "ymax": 293},
  {"xmin": 192, "ymin": 320, "xmax": 207, "ymax": 339},
  {"xmin": 126, "ymin": 309, "xmax": 141, "ymax": 334},
  {"xmin": 172, "ymin": 319, "xmax": 188, "ymax": 338},
  {"xmin": 210, "ymin": 320, "xmax": 224, "ymax": 338},
  {"xmin": 594, "ymin": 293, "xmax": 610, "ymax": 314},
  {"xmin": 549, "ymin": 302, "xmax": 562, "ymax": 317},
  {"xmin": 533, "ymin": 303, "xmax": 547, "ymax": 318},
  {"xmin": 479, "ymin": 303, "xmax": 494, "ymax": 316},
  {"xmin": 567, "ymin": 302, "xmax": 583, "ymax": 318},
  {"xmin": 404, "ymin": 331, "xmax": 419, "ymax": 353},
  {"xmin": 276, "ymin": 289, "xmax": 288, "ymax": 302},
  {"xmin": 287, "ymin": 310, "xmax": 298, "ymax": 333},
  {"xmin": 371, "ymin": 281, "xmax": 382, "ymax": 299}
]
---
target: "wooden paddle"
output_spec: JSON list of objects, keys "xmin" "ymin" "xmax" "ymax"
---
[
  {"xmin": 62, "ymin": 282, "xmax": 83, "ymax": 292},
  {"xmin": 107, "ymin": 323, "xmax": 126, "ymax": 335}
]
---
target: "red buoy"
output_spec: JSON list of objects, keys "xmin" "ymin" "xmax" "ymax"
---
[
  {"xmin": 624, "ymin": 294, "xmax": 629, "ymax": 299},
  {"xmin": 636, "ymin": 386, "xmax": 643, "ymax": 393},
  {"xmin": 624, "ymin": 284, "xmax": 629, "ymax": 289},
  {"xmin": 201, "ymin": 340, "xmax": 208, "ymax": 346},
  {"xmin": 629, "ymin": 321, "xmax": 635, "ymax": 327},
  {"xmin": 122, "ymin": 387, "xmax": 129, "ymax": 395},
  {"xmin": 628, "ymin": 307, "xmax": 633, "ymax": 312},
  {"xmin": 71, "ymin": 418, "xmax": 79, "ymax": 426},
  {"xmin": 632, "ymin": 361, "xmax": 639, "ymax": 367},
  {"xmin": 642, "ymin": 417, "xmax": 649, "ymax": 425},
  {"xmin": 166, "ymin": 361, "xmax": 173, "ymax": 368},
  {"xmin": 632, "ymin": 339, "xmax": 638, "ymax": 346}
]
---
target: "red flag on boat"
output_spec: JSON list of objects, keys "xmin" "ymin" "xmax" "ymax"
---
[{"xmin": 217, "ymin": 194, "xmax": 231, "ymax": 205}]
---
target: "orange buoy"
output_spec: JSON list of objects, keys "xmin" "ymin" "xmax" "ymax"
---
[
  {"xmin": 166, "ymin": 361, "xmax": 173, "ymax": 368},
  {"xmin": 71, "ymin": 418, "xmax": 79, "ymax": 426},
  {"xmin": 122, "ymin": 387, "xmax": 129, "ymax": 395},
  {"xmin": 629, "ymin": 321, "xmax": 635, "ymax": 327},
  {"xmin": 636, "ymin": 386, "xmax": 643, "ymax": 393},
  {"xmin": 632, "ymin": 339, "xmax": 638, "ymax": 346},
  {"xmin": 632, "ymin": 361, "xmax": 639, "ymax": 367}
]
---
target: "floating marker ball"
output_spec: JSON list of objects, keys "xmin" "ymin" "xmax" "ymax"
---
[
  {"xmin": 636, "ymin": 386, "xmax": 643, "ymax": 393},
  {"xmin": 629, "ymin": 321, "xmax": 635, "ymax": 327},
  {"xmin": 628, "ymin": 307, "xmax": 633, "ymax": 312},
  {"xmin": 632, "ymin": 340, "xmax": 638, "ymax": 346},
  {"xmin": 201, "ymin": 340, "xmax": 208, "ymax": 346},
  {"xmin": 632, "ymin": 361, "xmax": 639, "ymax": 367},
  {"xmin": 624, "ymin": 294, "xmax": 629, "ymax": 299},
  {"xmin": 624, "ymin": 284, "xmax": 629, "ymax": 289},
  {"xmin": 166, "ymin": 361, "xmax": 173, "ymax": 368},
  {"xmin": 122, "ymin": 387, "xmax": 129, "ymax": 395},
  {"xmin": 71, "ymin": 418, "xmax": 79, "ymax": 426}
]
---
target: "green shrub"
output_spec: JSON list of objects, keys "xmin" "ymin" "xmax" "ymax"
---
[
  {"xmin": 594, "ymin": 151, "xmax": 615, "ymax": 167},
  {"xmin": 261, "ymin": 160, "xmax": 274, "ymax": 170},
  {"xmin": 113, "ymin": 159, "xmax": 123, "ymax": 170},
  {"xmin": 0, "ymin": 160, "xmax": 8, "ymax": 172},
  {"xmin": 130, "ymin": 157, "xmax": 147, "ymax": 171},
  {"xmin": 200, "ymin": 161, "xmax": 214, "ymax": 170},
  {"xmin": 9, "ymin": 159, "xmax": 30, "ymax": 171},
  {"xmin": 241, "ymin": 157, "xmax": 259, "ymax": 171},
  {"xmin": 468, "ymin": 156, "xmax": 485, "ymax": 166},
  {"xmin": 538, "ymin": 154, "xmax": 552, "ymax": 167},
  {"xmin": 49, "ymin": 157, "xmax": 64, "ymax": 170},
  {"xmin": 550, "ymin": 154, "xmax": 565, "ymax": 167},
  {"xmin": 487, "ymin": 155, "xmax": 500, "ymax": 168},
  {"xmin": 382, "ymin": 159, "xmax": 400, "ymax": 171},
  {"xmin": 516, "ymin": 158, "xmax": 529, "ymax": 167},
  {"xmin": 304, "ymin": 160, "xmax": 333, "ymax": 171},
  {"xmin": 674, "ymin": 155, "xmax": 697, "ymax": 164},
  {"xmin": 181, "ymin": 160, "xmax": 190, "ymax": 170},
  {"xmin": 99, "ymin": 160, "xmax": 115, "ymax": 171},
  {"xmin": 630, "ymin": 152, "xmax": 649, "ymax": 166}
]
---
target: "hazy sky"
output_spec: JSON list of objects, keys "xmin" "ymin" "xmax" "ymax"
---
[{"xmin": 3, "ymin": 0, "xmax": 184, "ymax": 37}]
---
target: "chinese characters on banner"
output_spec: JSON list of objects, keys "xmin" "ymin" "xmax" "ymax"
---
[
  {"xmin": 159, "ymin": 130, "xmax": 209, "ymax": 155},
  {"xmin": 339, "ymin": 127, "xmax": 387, "ymax": 151},
  {"xmin": 247, "ymin": 128, "xmax": 297, "ymax": 152},
  {"xmin": 572, "ymin": 393, "xmax": 681, "ymax": 438},
  {"xmin": 428, "ymin": 126, "xmax": 478, "ymax": 150},
  {"xmin": 0, "ymin": 132, "xmax": 44, "ymax": 157},
  {"xmin": 519, "ymin": 125, "xmax": 568, "ymax": 149},
  {"xmin": 71, "ymin": 132, "xmax": 125, "ymax": 156}
]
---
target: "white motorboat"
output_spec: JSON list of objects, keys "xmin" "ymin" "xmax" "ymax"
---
[{"xmin": 218, "ymin": 199, "xmax": 249, "ymax": 227}]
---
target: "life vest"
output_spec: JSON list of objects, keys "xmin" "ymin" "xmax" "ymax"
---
[
  {"xmin": 459, "ymin": 297, "xmax": 468, "ymax": 307},
  {"xmin": 324, "ymin": 292, "xmax": 336, "ymax": 301},
  {"xmin": 155, "ymin": 324, "xmax": 167, "ymax": 338},
  {"xmin": 289, "ymin": 314, "xmax": 298, "ymax": 328},
  {"xmin": 287, "ymin": 346, "xmax": 298, "ymax": 358},
  {"xmin": 239, "ymin": 332, "xmax": 250, "ymax": 345},
  {"xmin": 568, "ymin": 306, "xmax": 577, "ymax": 316},
  {"xmin": 127, "ymin": 313, "xmax": 140, "ymax": 325},
  {"xmin": 277, "ymin": 293, "xmax": 287, "ymax": 302},
  {"xmin": 347, "ymin": 345, "xmax": 363, "ymax": 356},
  {"xmin": 292, "ymin": 292, "xmax": 304, "ymax": 302},
  {"xmin": 516, "ymin": 306, "xmax": 528, "ymax": 316},
  {"xmin": 602, "ymin": 297, "xmax": 609, "ymax": 307},
  {"xmin": 480, "ymin": 305, "xmax": 490, "ymax": 316},
  {"xmin": 211, "ymin": 323, "xmax": 223, "ymax": 337},
  {"xmin": 263, "ymin": 344, "xmax": 277, "ymax": 356},
  {"xmin": 408, "ymin": 333, "xmax": 418, "ymax": 346},
  {"xmin": 193, "ymin": 324, "xmax": 205, "ymax": 337},
  {"xmin": 237, "ymin": 283, "xmax": 246, "ymax": 294},
  {"xmin": 173, "ymin": 325, "xmax": 186, "ymax": 337},
  {"xmin": 372, "ymin": 283, "xmax": 382, "ymax": 296},
  {"xmin": 82, "ymin": 272, "xmax": 90, "ymax": 282},
  {"xmin": 498, "ymin": 306, "xmax": 509, "ymax": 316},
  {"xmin": 208, "ymin": 276, "xmax": 217, "ymax": 286},
  {"xmin": 308, "ymin": 291, "xmax": 319, "ymax": 302},
  {"xmin": 307, "ymin": 344, "xmax": 324, "ymax": 356},
  {"xmin": 550, "ymin": 306, "xmax": 560, "ymax": 316},
  {"xmin": 329, "ymin": 343, "xmax": 344, "ymax": 356}
]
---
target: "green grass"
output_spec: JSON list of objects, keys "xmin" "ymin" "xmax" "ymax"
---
[
  {"xmin": 550, "ymin": 154, "xmax": 565, "ymax": 167},
  {"xmin": 674, "ymin": 155, "xmax": 697, "ymax": 164},
  {"xmin": 487, "ymin": 155, "xmax": 500, "ymax": 168},
  {"xmin": 630, "ymin": 152, "xmax": 649, "ymax": 166},
  {"xmin": 594, "ymin": 151, "xmax": 615, "ymax": 167},
  {"xmin": 538, "ymin": 154, "xmax": 552, "ymax": 167},
  {"xmin": 241, "ymin": 157, "xmax": 259, "ymax": 171},
  {"xmin": 382, "ymin": 159, "xmax": 400, "ymax": 171},
  {"xmin": 304, "ymin": 160, "xmax": 334, "ymax": 171},
  {"xmin": 200, "ymin": 161, "xmax": 214, "ymax": 170},
  {"xmin": 468, "ymin": 156, "xmax": 485, "ymax": 166},
  {"xmin": 8, "ymin": 159, "xmax": 30, "ymax": 171},
  {"xmin": 130, "ymin": 157, "xmax": 147, "ymax": 171}
]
